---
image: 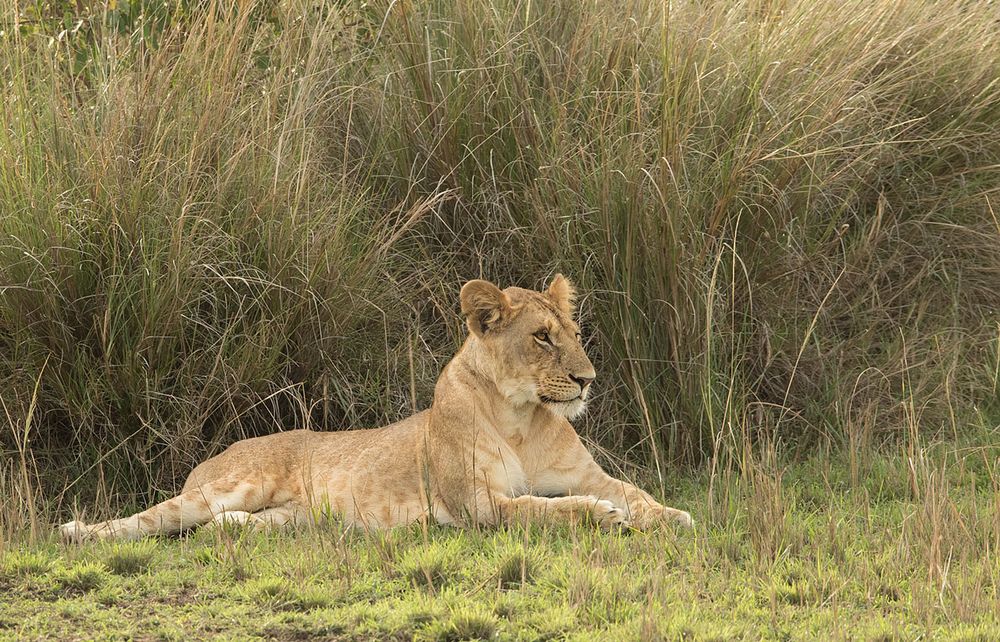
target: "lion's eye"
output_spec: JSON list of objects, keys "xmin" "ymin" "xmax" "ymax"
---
[{"xmin": 533, "ymin": 330, "xmax": 552, "ymax": 345}]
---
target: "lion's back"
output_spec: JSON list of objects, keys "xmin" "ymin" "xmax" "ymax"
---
[
  {"xmin": 181, "ymin": 429, "xmax": 316, "ymax": 493},
  {"xmin": 180, "ymin": 412, "xmax": 432, "ymax": 499}
]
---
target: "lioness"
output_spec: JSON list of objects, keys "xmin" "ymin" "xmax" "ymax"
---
[{"xmin": 60, "ymin": 275, "xmax": 691, "ymax": 542}]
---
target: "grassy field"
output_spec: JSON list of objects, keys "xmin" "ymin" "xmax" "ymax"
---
[
  {"xmin": 3, "ymin": 427, "xmax": 998, "ymax": 640},
  {"xmin": 3, "ymin": 0, "xmax": 1000, "ymax": 638}
]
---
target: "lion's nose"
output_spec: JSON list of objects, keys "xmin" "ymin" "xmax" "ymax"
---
[{"xmin": 569, "ymin": 374, "xmax": 594, "ymax": 391}]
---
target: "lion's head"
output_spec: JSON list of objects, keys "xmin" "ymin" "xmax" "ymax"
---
[{"xmin": 459, "ymin": 274, "xmax": 596, "ymax": 419}]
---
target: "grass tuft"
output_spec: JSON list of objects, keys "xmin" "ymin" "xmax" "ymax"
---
[
  {"xmin": 423, "ymin": 608, "xmax": 499, "ymax": 642},
  {"xmin": 245, "ymin": 577, "xmax": 331, "ymax": 612},
  {"xmin": 400, "ymin": 542, "xmax": 461, "ymax": 592},
  {"xmin": 494, "ymin": 545, "xmax": 539, "ymax": 589},
  {"xmin": 56, "ymin": 563, "xmax": 107, "ymax": 594},
  {"xmin": 1, "ymin": 550, "xmax": 52, "ymax": 579},
  {"xmin": 103, "ymin": 540, "xmax": 157, "ymax": 576}
]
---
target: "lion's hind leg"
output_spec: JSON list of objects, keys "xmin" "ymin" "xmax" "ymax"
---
[{"xmin": 59, "ymin": 477, "xmax": 272, "ymax": 543}]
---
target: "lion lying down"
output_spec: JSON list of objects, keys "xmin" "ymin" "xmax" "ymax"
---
[{"xmin": 60, "ymin": 275, "xmax": 691, "ymax": 542}]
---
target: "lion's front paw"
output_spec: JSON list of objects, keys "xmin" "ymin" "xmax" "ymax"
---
[
  {"xmin": 59, "ymin": 520, "xmax": 92, "ymax": 545},
  {"xmin": 666, "ymin": 508, "xmax": 694, "ymax": 529},
  {"xmin": 589, "ymin": 499, "xmax": 629, "ymax": 530},
  {"xmin": 630, "ymin": 506, "xmax": 694, "ymax": 531}
]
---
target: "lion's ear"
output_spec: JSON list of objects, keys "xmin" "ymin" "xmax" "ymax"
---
[
  {"xmin": 546, "ymin": 273, "xmax": 576, "ymax": 315},
  {"xmin": 460, "ymin": 279, "xmax": 512, "ymax": 337}
]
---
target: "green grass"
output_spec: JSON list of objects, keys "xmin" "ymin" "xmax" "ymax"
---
[{"xmin": 1, "ymin": 431, "xmax": 997, "ymax": 640}]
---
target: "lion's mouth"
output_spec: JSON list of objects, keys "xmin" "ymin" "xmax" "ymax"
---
[{"xmin": 539, "ymin": 394, "xmax": 581, "ymax": 404}]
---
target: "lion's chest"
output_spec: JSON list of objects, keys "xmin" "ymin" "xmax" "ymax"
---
[{"xmin": 482, "ymin": 438, "xmax": 530, "ymax": 497}]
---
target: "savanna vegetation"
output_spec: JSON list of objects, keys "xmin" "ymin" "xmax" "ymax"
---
[{"xmin": 1, "ymin": 0, "xmax": 998, "ymax": 639}]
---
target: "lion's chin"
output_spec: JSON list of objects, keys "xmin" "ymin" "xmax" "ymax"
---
[{"xmin": 543, "ymin": 398, "xmax": 587, "ymax": 420}]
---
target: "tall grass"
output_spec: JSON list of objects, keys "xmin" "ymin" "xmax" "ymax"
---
[{"xmin": 2, "ymin": 0, "xmax": 999, "ymax": 508}]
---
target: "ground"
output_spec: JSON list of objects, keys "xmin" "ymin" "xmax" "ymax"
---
[{"xmin": 2, "ymin": 432, "xmax": 997, "ymax": 641}]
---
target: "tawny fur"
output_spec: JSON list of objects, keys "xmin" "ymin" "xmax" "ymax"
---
[{"xmin": 60, "ymin": 275, "xmax": 692, "ymax": 542}]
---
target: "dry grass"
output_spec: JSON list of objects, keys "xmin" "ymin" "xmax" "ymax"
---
[{"xmin": 1, "ymin": 0, "xmax": 996, "ymax": 502}]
